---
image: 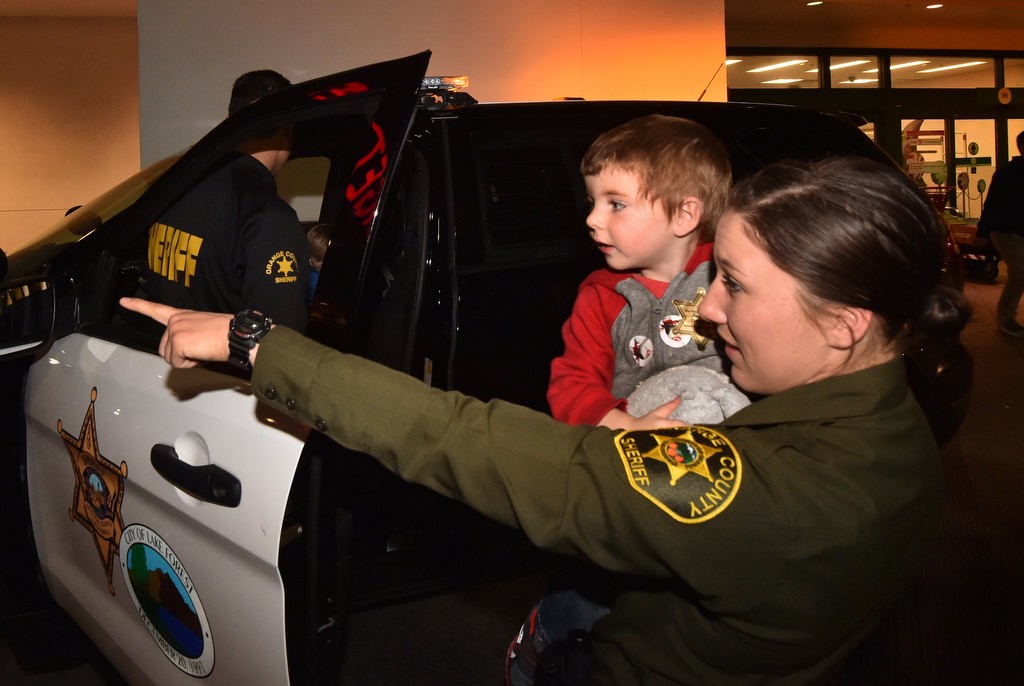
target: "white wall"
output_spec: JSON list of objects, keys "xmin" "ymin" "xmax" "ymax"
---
[
  {"xmin": 0, "ymin": 16, "xmax": 139, "ymax": 255},
  {"xmin": 137, "ymin": 0, "xmax": 727, "ymax": 163}
]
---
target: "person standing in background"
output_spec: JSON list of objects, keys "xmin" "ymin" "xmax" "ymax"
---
[{"xmin": 976, "ymin": 130, "xmax": 1024, "ymax": 337}]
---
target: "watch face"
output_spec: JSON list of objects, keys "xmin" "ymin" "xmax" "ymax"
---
[
  {"xmin": 237, "ymin": 314, "xmax": 262, "ymax": 334},
  {"xmin": 233, "ymin": 310, "xmax": 269, "ymax": 338}
]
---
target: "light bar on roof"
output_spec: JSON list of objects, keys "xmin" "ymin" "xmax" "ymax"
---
[{"xmin": 421, "ymin": 75, "xmax": 470, "ymax": 91}]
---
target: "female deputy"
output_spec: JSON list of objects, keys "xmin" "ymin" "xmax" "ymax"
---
[{"xmin": 121, "ymin": 156, "xmax": 970, "ymax": 685}]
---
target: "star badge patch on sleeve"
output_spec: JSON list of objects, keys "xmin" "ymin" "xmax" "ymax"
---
[
  {"xmin": 616, "ymin": 425, "xmax": 742, "ymax": 523},
  {"xmin": 266, "ymin": 250, "xmax": 299, "ymax": 284}
]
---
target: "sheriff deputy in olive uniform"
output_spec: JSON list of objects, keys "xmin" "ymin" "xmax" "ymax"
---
[
  {"xmin": 123, "ymin": 156, "xmax": 971, "ymax": 685},
  {"xmin": 145, "ymin": 70, "xmax": 310, "ymax": 331}
]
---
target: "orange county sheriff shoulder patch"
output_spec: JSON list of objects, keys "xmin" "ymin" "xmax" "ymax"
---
[
  {"xmin": 266, "ymin": 250, "xmax": 299, "ymax": 284},
  {"xmin": 616, "ymin": 426, "xmax": 742, "ymax": 523}
]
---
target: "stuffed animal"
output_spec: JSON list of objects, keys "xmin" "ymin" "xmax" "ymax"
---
[{"xmin": 627, "ymin": 365, "xmax": 750, "ymax": 425}]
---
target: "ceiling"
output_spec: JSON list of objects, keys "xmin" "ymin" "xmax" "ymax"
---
[
  {"xmin": 0, "ymin": 0, "xmax": 134, "ymax": 17},
  {"xmin": 0, "ymin": 0, "xmax": 1019, "ymax": 38},
  {"xmin": 724, "ymin": 1, "xmax": 1024, "ymax": 89},
  {"xmin": 724, "ymin": 0, "xmax": 1022, "ymax": 33}
]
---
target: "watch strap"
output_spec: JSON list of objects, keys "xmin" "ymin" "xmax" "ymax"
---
[{"xmin": 228, "ymin": 309, "xmax": 272, "ymax": 370}]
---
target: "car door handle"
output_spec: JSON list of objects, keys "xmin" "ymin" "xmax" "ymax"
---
[{"xmin": 151, "ymin": 443, "xmax": 242, "ymax": 507}]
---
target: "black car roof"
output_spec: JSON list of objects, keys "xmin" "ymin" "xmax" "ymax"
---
[{"xmin": 419, "ymin": 97, "xmax": 893, "ymax": 180}]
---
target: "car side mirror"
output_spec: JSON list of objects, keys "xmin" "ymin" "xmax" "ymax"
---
[{"xmin": 0, "ymin": 277, "xmax": 56, "ymax": 358}]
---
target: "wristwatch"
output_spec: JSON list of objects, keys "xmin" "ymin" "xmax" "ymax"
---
[{"xmin": 228, "ymin": 309, "xmax": 273, "ymax": 370}]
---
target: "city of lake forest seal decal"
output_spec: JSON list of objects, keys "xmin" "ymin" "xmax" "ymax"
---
[
  {"xmin": 616, "ymin": 426, "xmax": 741, "ymax": 523},
  {"xmin": 58, "ymin": 387, "xmax": 127, "ymax": 594},
  {"xmin": 120, "ymin": 524, "xmax": 215, "ymax": 677}
]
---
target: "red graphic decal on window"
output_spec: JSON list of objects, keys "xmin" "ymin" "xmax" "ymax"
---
[
  {"xmin": 346, "ymin": 121, "xmax": 388, "ymax": 235},
  {"xmin": 308, "ymin": 81, "xmax": 369, "ymax": 101}
]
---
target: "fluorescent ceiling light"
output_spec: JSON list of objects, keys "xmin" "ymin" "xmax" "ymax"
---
[
  {"xmin": 747, "ymin": 59, "xmax": 808, "ymax": 73},
  {"xmin": 725, "ymin": 59, "xmax": 742, "ymax": 65},
  {"xmin": 917, "ymin": 61, "xmax": 987, "ymax": 73},
  {"xmin": 888, "ymin": 61, "xmax": 930, "ymax": 71},
  {"xmin": 838, "ymin": 78, "xmax": 878, "ymax": 84},
  {"xmin": 807, "ymin": 1, "xmax": 824, "ymax": 6},
  {"xmin": 830, "ymin": 60, "xmax": 870, "ymax": 70},
  {"xmin": 926, "ymin": 4, "xmax": 943, "ymax": 9},
  {"xmin": 762, "ymin": 78, "xmax": 803, "ymax": 84}
]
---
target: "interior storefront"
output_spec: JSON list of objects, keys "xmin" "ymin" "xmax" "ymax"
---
[{"xmin": 727, "ymin": 49, "xmax": 1024, "ymax": 224}]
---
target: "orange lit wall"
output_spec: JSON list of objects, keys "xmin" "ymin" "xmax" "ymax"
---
[
  {"xmin": 2, "ymin": 2, "xmax": 725, "ymax": 255},
  {"xmin": 138, "ymin": 0, "xmax": 727, "ymax": 162},
  {"xmin": 580, "ymin": 1, "xmax": 726, "ymax": 102},
  {"xmin": 0, "ymin": 17, "xmax": 139, "ymax": 255}
]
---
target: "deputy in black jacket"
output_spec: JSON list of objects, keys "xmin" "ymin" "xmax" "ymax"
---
[{"xmin": 145, "ymin": 70, "xmax": 310, "ymax": 330}]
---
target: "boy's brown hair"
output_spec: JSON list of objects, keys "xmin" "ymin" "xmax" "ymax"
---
[
  {"xmin": 307, "ymin": 223, "xmax": 331, "ymax": 267},
  {"xmin": 581, "ymin": 115, "xmax": 731, "ymax": 241}
]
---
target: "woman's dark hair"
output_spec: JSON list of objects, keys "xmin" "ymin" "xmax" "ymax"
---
[{"xmin": 727, "ymin": 156, "xmax": 970, "ymax": 343}]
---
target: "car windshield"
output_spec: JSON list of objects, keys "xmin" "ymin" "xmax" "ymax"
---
[{"xmin": 5, "ymin": 156, "xmax": 178, "ymax": 278}]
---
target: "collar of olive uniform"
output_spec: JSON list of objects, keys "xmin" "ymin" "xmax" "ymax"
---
[{"xmin": 720, "ymin": 357, "xmax": 908, "ymax": 427}]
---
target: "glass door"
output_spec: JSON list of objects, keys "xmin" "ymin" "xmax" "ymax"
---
[
  {"xmin": 952, "ymin": 119, "xmax": 995, "ymax": 221},
  {"xmin": 902, "ymin": 118, "xmax": 950, "ymax": 212}
]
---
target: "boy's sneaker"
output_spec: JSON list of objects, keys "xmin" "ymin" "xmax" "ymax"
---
[
  {"xmin": 507, "ymin": 605, "xmax": 544, "ymax": 686},
  {"xmin": 999, "ymin": 320, "xmax": 1024, "ymax": 338}
]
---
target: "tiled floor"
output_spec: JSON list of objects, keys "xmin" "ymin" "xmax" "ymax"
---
[
  {"xmin": 931, "ymin": 273, "xmax": 1024, "ymax": 676},
  {"xmin": 2, "ymin": 276, "xmax": 1022, "ymax": 685},
  {"xmin": 954, "ymin": 276, "xmax": 1024, "ymax": 613}
]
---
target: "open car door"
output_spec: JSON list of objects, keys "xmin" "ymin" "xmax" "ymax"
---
[{"xmin": 13, "ymin": 51, "xmax": 429, "ymax": 685}]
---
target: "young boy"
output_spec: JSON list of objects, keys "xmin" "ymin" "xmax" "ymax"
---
[
  {"xmin": 547, "ymin": 114, "xmax": 732, "ymax": 429},
  {"xmin": 507, "ymin": 116, "xmax": 734, "ymax": 684},
  {"xmin": 305, "ymin": 223, "xmax": 331, "ymax": 305}
]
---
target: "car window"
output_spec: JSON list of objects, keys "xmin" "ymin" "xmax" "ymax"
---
[
  {"xmin": 353, "ymin": 148, "xmax": 430, "ymax": 373},
  {"xmin": 722, "ymin": 113, "xmax": 887, "ymax": 179},
  {"xmin": 449, "ymin": 123, "xmax": 595, "ymax": 269},
  {"xmin": 442, "ymin": 115, "xmax": 603, "ymax": 404},
  {"xmin": 276, "ymin": 155, "xmax": 331, "ymax": 223},
  {"xmin": 475, "ymin": 140, "xmax": 587, "ymax": 263}
]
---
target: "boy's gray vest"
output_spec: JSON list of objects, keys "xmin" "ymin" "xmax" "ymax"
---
[{"xmin": 610, "ymin": 263, "xmax": 724, "ymax": 400}]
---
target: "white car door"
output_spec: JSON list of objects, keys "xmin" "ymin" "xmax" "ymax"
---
[
  {"xmin": 6, "ymin": 51, "xmax": 430, "ymax": 684},
  {"xmin": 26, "ymin": 333, "xmax": 307, "ymax": 684}
]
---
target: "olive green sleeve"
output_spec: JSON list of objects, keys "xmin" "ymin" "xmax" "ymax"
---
[{"xmin": 250, "ymin": 326, "xmax": 688, "ymax": 574}]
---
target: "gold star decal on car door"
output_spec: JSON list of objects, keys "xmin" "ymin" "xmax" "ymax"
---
[{"xmin": 58, "ymin": 387, "xmax": 128, "ymax": 595}]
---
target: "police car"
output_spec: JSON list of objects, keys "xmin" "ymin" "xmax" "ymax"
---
[{"xmin": 0, "ymin": 52, "xmax": 971, "ymax": 684}]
